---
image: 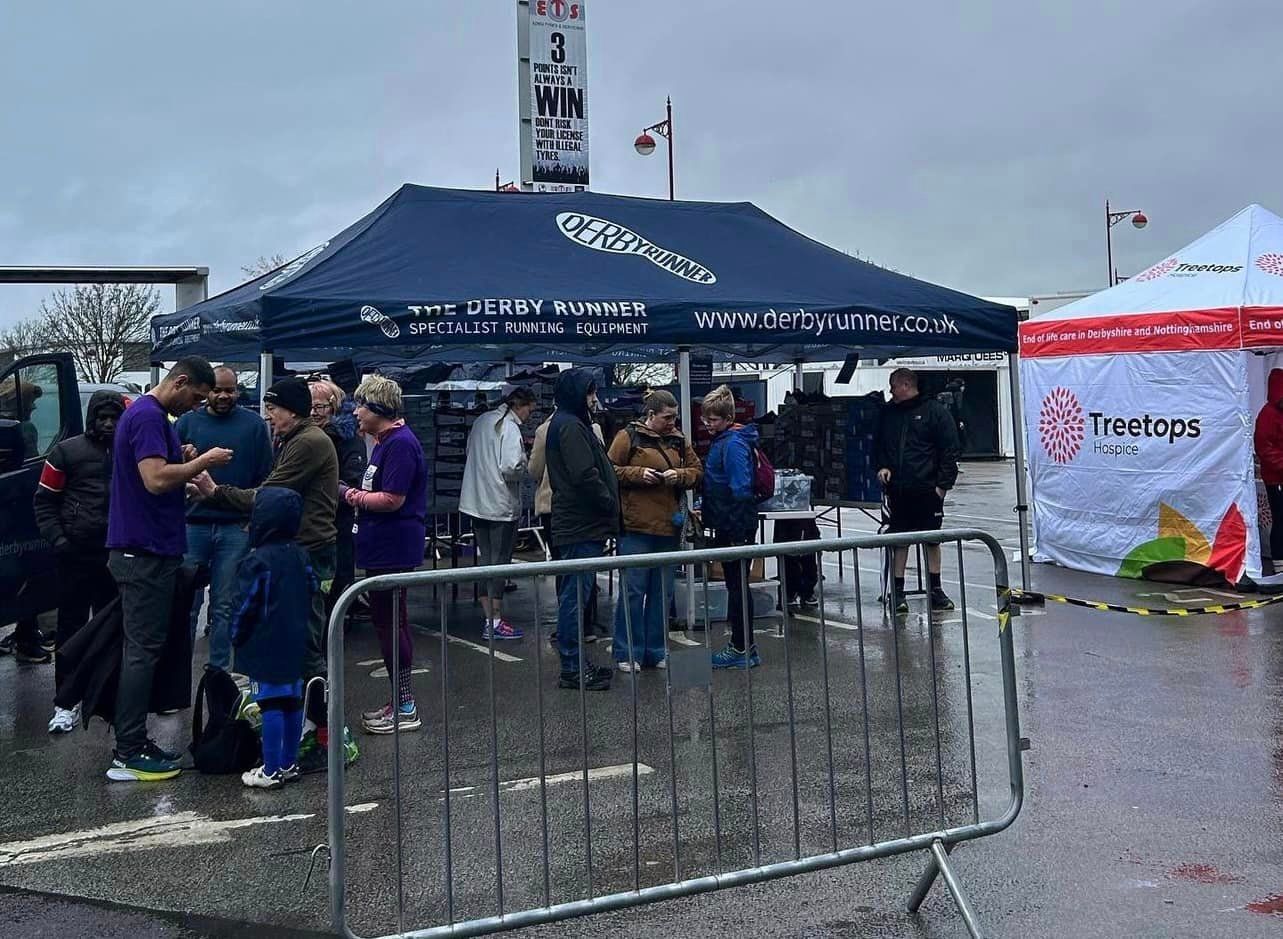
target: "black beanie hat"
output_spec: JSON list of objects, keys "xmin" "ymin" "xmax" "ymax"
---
[{"xmin": 264, "ymin": 377, "xmax": 312, "ymax": 417}]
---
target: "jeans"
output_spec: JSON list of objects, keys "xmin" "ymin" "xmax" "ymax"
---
[
  {"xmin": 109, "ymin": 551, "xmax": 181, "ymax": 759},
  {"xmin": 613, "ymin": 533, "xmax": 677, "ymax": 667},
  {"xmin": 715, "ymin": 534, "xmax": 755, "ymax": 652},
  {"xmin": 185, "ymin": 521, "xmax": 251, "ymax": 670},
  {"xmin": 53, "ymin": 551, "xmax": 117, "ymax": 693},
  {"xmin": 557, "ymin": 540, "xmax": 605, "ymax": 674},
  {"xmin": 367, "ymin": 567, "xmax": 415, "ymax": 707}
]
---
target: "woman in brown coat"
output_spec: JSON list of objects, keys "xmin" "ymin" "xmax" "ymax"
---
[{"xmin": 607, "ymin": 391, "xmax": 703, "ymax": 670}]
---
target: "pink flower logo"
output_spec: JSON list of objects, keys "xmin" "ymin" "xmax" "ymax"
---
[
  {"xmin": 1039, "ymin": 387, "xmax": 1086, "ymax": 463},
  {"xmin": 1255, "ymin": 253, "xmax": 1283, "ymax": 277},
  {"xmin": 1135, "ymin": 257, "xmax": 1179, "ymax": 282}
]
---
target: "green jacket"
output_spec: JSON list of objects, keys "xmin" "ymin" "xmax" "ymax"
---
[{"xmin": 206, "ymin": 420, "xmax": 339, "ymax": 550}]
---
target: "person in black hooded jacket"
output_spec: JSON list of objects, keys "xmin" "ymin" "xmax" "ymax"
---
[
  {"xmin": 873, "ymin": 368, "xmax": 960, "ymax": 614},
  {"xmin": 546, "ymin": 369, "xmax": 619, "ymax": 690},
  {"xmin": 34, "ymin": 389, "xmax": 126, "ymax": 733}
]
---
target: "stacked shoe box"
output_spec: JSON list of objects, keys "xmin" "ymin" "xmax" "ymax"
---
[
  {"xmin": 431, "ymin": 406, "xmax": 475, "ymax": 513},
  {"xmin": 842, "ymin": 396, "xmax": 882, "ymax": 504},
  {"xmin": 773, "ymin": 393, "xmax": 883, "ymax": 505}
]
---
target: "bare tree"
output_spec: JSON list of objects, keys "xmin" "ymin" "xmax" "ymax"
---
[
  {"xmin": 241, "ymin": 253, "xmax": 288, "ymax": 280},
  {"xmin": 0, "ymin": 316, "xmax": 50, "ymax": 359},
  {"xmin": 36, "ymin": 284, "xmax": 161, "ymax": 383},
  {"xmin": 612, "ymin": 362, "xmax": 675, "ymax": 386}
]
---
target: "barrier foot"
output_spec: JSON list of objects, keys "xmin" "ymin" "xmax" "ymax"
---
[{"xmin": 906, "ymin": 840, "xmax": 984, "ymax": 939}]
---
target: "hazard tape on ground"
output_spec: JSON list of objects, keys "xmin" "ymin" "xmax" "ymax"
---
[{"xmin": 1012, "ymin": 589, "xmax": 1283, "ymax": 617}]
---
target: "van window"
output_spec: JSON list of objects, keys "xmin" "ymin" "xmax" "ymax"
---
[{"xmin": 0, "ymin": 364, "xmax": 65, "ymax": 460}]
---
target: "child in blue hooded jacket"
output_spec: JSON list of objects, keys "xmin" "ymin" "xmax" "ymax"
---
[
  {"xmin": 230, "ymin": 486, "xmax": 313, "ymax": 789},
  {"xmin": 699, "ymin": 385, "xmax": 762, "ymax": 669}
]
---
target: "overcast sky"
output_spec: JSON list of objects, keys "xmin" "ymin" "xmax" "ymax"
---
[{"xmin": 1, "ymin": 0, "xmax": 1279, "ymax": 325}]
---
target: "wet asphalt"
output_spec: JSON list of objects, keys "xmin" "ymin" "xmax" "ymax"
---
[{"xmin": 1, "ymin": 463, "xmax": 1282, "ymax": 938}]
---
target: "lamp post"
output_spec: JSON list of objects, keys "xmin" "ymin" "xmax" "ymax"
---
[
  {"xmin": 634, "ymin": 97, "xmax": 675, "ymax": 200},
  {"xmin": 1105, "ymin": 199, "xmax": 1148, "ymax": 286}
]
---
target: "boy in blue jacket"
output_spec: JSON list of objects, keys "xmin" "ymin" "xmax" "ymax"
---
[{"xmin": 230, "ymin": 487, "xmax": 313, "ymax": 789}]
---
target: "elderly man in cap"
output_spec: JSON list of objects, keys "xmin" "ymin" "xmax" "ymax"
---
[{"xmin": 193, "ymin": 375, "xmax": 348, "ymax": 770}]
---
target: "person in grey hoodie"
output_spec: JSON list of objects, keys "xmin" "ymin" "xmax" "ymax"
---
[
  {"xmin": 460, "ymin": 387, "xmax": 536, "ymax": 640},
  {"xmin": 545, "ymin": 369, "xmax": 618, "ymax": 690}
]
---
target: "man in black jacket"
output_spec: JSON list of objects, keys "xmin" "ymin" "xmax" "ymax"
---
[
  {"xmin": 547, "ymin": 369, "xmax": 619, "ymax": 690},
  {"xmin": 874, "ymin": 369, "xmax": 960, "ymax": 614},
  {"xmin": 33, "ymin": 389, "xmax": 126, "ymax": 732}
]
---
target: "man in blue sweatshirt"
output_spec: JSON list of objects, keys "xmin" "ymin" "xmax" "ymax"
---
[{"xmin": 176, "ymin": 367, "xmax": 273, "ymax": 669}]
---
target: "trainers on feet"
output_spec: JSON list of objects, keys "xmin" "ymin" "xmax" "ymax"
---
[
  {"xmin": 15, "ymin": 644, "xmax": 52, "ymax": 664},
  {"xmin": 652, "ymin": 659, "xmax": 667, "ymax": 670},
  {"xmin": 482, "ymin": 619, "xmax": 524, "ymax": 641},
  {"xmin": 280, "ymin": 763, "xmax": 301, "ymax": 783},
  {"xmin": 711, "ymin": 645, "xmax": 761, "ymax": 669},
  {"xmin": 242, "ymin": 765, "xmax": 285, "ymax": 789},
  {"xmin": 106, "ymin": 750, "xmax": 181, "ymax": 782},
  {"xmin": 361, "ymin": 702, "xmax": 391, "ymax": 722},
  {"xmin": 363, "ymin": 703, "xmax": 422, "ymax": 735},
  {"xmin": 558, "ymin": 669, "xmax": 612, "ymax": 691},
  {"xmin": 617, "ymin": 660, "xmax": 640, "ymax": 673},
  {"xmin": 930, "ymin": 588, "xmax": 955, "ymax": 612},
  {"xmin": 800, "ymin": 592, "xmax": 820, "ymax": 608},
  {"xmin": 47, "ymin": 704, "xmax": 79, "ymax": 734},
  {"xmin": 142, "ymin": 739, "xmax": 183, "ymax": 763}
]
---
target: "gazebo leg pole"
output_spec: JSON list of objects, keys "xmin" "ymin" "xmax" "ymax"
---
[
  {"xmin": 678, "ymin": 347, "xmax": 696, "ymax": 628},
  {"xmin": 259, "ymin": 350, "xmax": 273, "ymax": 415},
  {"xmin": 1007, "ymin": 352, "xmax": 1033, "ymax": 592}
]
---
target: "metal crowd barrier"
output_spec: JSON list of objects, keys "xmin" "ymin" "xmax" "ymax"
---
[{"xmin": 325, "ymin": 529, "xmax": 1024, "ymax": 939}]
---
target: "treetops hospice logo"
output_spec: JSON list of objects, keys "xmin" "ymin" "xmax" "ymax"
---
[
  {"xmin": 1039, "ymin": 387, "xmax": 1085, "ymax": 463},
  {"xmin": 555, "ymin": 212, "xmax": 717, "ymax": 284},
  {"xmin": 1039, "ymin": 386, "xmax": 1203, "ymax": 462},
  {"xmin": 1256, "ymin": 253, "xmax": 1283, "ymax": 277},
  {"xmin": 1133, "ymin": 256, "xmax": 1243, "ymax": 281}
]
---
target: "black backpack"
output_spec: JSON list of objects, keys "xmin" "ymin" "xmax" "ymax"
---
[{"xmin": 189, "ymin": 665, "xmax": 261, "ymax": 775}]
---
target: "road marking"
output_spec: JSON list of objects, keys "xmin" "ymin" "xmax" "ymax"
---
[
  {"xmin": 369, "ymin": 666, "xmax": 431, "ymax": 679},
  {"xmin": 356, "ymin": 659, "xmax": 383, "ymax": 667},
  {"xmin": 420, "ymin": 629, "xmax": 523, "ymax": 663},
  {"xmin": 0, "ymin": 805, "xmax": 381, "ymax": 868},
  {"xmin": 0, "ymin": 812, "xmax": 310, "ymax": 867},
  {"xmin": 502, "ymin": 763, "xmax": 655, "ymax": 793},
  {"xmin": 792, "ymin": 612, "xmax": 861, "ymax": 631}
]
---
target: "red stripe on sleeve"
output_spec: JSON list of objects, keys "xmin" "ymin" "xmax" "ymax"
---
[{"xmin": 38, "ymin": 462, "xmax": 67, "ymax": 492}]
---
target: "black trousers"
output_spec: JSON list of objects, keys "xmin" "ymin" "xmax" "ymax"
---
[
  {"xmin": 716, "ymin": 534, "xmax": 755, "ymax": 651},
  {"xmin": 1268, "ymin": 484, "xmax": 1283, "ymax": 562},
  {"xmin": 53, "ymin": 551, "xmax": 117, "ymax": 690},
  {"xmin": 109, "ymin": 550, "xmax": 181, "ymax": 759},
  {"xmin": 774, "ymin": 519, "xmax": 820, "ymax": 600}
]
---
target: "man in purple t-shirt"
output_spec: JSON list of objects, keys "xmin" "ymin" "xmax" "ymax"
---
[{"xmin": 105, "ymin": 356, "xmax": 232, "ymax": 783}]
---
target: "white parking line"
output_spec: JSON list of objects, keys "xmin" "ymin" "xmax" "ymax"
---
[
  {"xmin": 419, "ymin": 629, "xmax": 523, "ymax": 663},
  {"xmin": 792, "ymin": 612, "xmax": 861, "ymax": 631},
  {"xmin": 502, "ymin": 763, "xmax": 654, "ymax": 792}
]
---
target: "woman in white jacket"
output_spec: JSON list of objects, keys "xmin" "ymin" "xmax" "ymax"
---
[{"xmin": 459, "ymin": 387, "xmax": 536, "ymax": 639}]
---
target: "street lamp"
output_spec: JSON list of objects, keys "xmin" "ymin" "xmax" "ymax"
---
[
  {"xmin": 1105, "ymin": 199, "xmax": 1148, "ymax": 286},
  {"xmin": 634, "ymin": 97, "xmax": 675, "ymax": 200}
]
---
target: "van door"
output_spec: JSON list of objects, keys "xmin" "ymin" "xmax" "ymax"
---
[{"xmin": 0, "ymin": 353, "xmax": 81, "ymax": 627}]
